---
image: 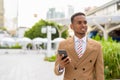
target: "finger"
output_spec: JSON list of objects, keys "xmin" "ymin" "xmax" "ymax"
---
[
  {"xmin": 64, "ymin": 60, "xmax": 70, "ymax": 65},
  {"xmin": 62, "ymin": 57, "xmax": 69, "ymax": 62},
  {"xmin": 57, "ymin": 54, "xmax": 63, "ymax": 61}
]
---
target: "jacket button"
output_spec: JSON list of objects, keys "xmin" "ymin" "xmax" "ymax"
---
[
  {"xmin": 90, "ymin": 60, "xmax": 92, "ymax": 63},
  {"xmin": 74, "ymin": 67, "xmax": 77, "ymax": 70},
  {"xmin": 83, "ymin": 68, "xmax": 85, "ymax": 71}
]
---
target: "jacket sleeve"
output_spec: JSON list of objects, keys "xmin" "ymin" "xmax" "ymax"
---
[
  {"xmin": 95, "ymin": 44, "xmax": 104, "ymax": 80},
  {"xmin": 54, "ymin": 42, "xmax": 64, "ymax": 76}
]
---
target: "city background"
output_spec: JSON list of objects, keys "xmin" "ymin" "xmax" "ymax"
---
[
  {"xmin": 0, "ymin": 0, "xmax": 120, "ymax": 80},
  {"xmin": 0, "ymin": 0, "xmax": 120, "ymax": 40}
]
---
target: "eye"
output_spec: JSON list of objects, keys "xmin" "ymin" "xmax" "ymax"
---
[
  {"xmin": 77, "ymin": 21, "xmax": 87, "ymax": 24},
  {"xmin": 77, "ymin": 21, "xmax": 82, "ymax": 24},
  {"xmin": 84, "ymin": 21, "xmax": 87, "ymax": 24}
]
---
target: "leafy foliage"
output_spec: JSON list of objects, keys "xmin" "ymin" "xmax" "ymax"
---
[
  {"xmin": 102, "ymin": 41, "xmax": 120, "ymax": 79},
  {"xmin": 0, "ymin": 43, "xmax": 22, "ymax": 49},
  {"xmin": 24, "ymin": 19, "xmax": 68, "ymax": 39},
  {"xmin": 10, "ymin": 43, "xmax": 22, "ymax": 49},
  {"xmin": 0, "ymin": 27, "xmax": 7, "ymax": 31},
  {"xmin": 92, "ymin": 34, "xmax": 120, "ymax": 79},
  {"xmin": 44, "ymin": 55, "xmax": 56, "ymax": 62}
]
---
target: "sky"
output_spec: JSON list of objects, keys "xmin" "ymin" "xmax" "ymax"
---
[{"xmin": 4, "ymin": 0, "xmax": 112, "ymax": 29}]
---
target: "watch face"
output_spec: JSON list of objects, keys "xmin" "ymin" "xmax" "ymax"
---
[{"xmin": 58, "ymin": 64, "xmax": 64, "ymax": 73}]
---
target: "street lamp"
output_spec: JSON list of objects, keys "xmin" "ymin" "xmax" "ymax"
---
[{"xmin": 41, "ymin": 26, "xmax": 56, "ymax": 57}]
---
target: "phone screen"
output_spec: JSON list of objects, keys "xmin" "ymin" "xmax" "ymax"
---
[{"xmin": 58, "ymin": 50, "xmax": 68, "ymax": 60}]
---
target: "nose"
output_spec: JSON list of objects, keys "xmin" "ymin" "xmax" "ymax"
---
[{"xmin": 81, "ymin": 23, "xmax": 86, "ymax": 27}]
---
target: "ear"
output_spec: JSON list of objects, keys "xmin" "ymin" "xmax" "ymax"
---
[{"xmin": 70, "ymin": 24, "xmax": 73, "ymax": 30}]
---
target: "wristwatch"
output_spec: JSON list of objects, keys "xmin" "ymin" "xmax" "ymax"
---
[{"xmin": 58, "ymin": 64, "xmax": 64, "ymax": 73}]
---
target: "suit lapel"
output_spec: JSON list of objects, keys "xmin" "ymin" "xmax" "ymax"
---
[
  {"xmin": 67, "ymin": 37, "xmax": 79, "ymax": 64},
  {"xmin": 67, "ymin": 37, "xmax": 93, "ymax": 67},
  {"xmin": 76, "ymin": 38, "xmax": 93, "ymax": 66}
]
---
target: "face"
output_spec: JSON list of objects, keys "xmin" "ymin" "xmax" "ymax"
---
[{"xmin": 70, "ymin": 15, "xmax": 88, "ymax": 38}]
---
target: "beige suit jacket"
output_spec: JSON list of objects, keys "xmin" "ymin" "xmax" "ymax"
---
[{"xmin": 54, "ymin": 37, "xmax": 104, "ymax": 80}]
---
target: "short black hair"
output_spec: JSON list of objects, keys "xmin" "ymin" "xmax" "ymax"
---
[{"xmin": 71, "ymin": 12, "xmax": 85, "ymax": 23}]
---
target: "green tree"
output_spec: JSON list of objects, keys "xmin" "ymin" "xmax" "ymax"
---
[
  {"xmin": 0, "ymin": 27, "xmax": 7, "ymax": 31},
  {"xmin": 24, "ymin": 19, "xmax": 68, "ymax": 39}
]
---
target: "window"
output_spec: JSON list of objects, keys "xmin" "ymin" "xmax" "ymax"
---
[{"xmin": 117, "ymin": 1, "xmax": 120, "ymax": 10}]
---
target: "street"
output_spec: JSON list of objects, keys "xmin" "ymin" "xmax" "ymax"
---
[{"xmin": 0, "ymin": 53, "xmax": 63, "ymax": 80}]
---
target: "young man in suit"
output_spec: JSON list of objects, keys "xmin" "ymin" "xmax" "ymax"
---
[{"xmin": 54, "ymin": 12, "xmax": 104, "ymax": 80}]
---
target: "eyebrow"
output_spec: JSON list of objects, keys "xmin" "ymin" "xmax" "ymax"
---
[{"xmin": 77, "ymin": 20, "xmax": 87, "ymax": 24}]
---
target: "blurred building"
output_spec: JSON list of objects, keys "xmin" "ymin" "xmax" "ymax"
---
[
  {"xmin": 86, "ymin": 0, "xmax": 120, "ymax": 41},
  {"xmin": 48, "ymin": 0, "xmax": 120, "ymax": 41},
  {"xmin": 86, "ymin": 0, "xmax": 120, "ymax": 16},
  {"xmin": 67, "ymin": 5, "xmax": 74, "ymax": 18},
  {"xmin": 17, "ymin": 27, "xmax": 28, "ymax": 38},
  {"xmin": 46, "ymin": 8, "xmax": 65, "ymax": 19},
  {"xmin": 0, "ymin": 30, "xmax": 10, "ymax": 38},
  {"xmin": 46, "ymin": 6, "xmax": 74, "ymax": 36},
  {"xmin": 46, "ymin": 5, "xmax": 74, "ymax": 19},
  {"xmin": 0, "ymin": 0, "xmax": 4, "ymax": 28}
]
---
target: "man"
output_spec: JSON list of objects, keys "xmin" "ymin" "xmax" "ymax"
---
[{"xmin": 54, "ymin": 12, "xmax": 104, "ymax": 80}]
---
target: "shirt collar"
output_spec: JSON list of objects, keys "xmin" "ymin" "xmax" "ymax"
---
[{"xmin": 74, "ymin": 35, "xmax": 87, "ymax": 43}]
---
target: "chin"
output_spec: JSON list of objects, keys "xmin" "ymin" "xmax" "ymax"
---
[{"xmin": 81, "ymin": 31, "xmax": 87, "ymax": 34}]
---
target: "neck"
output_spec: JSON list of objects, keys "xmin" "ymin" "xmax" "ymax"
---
[{"xmin": 75, "ymin": 34, "xmax": 86, "ymax": 39}]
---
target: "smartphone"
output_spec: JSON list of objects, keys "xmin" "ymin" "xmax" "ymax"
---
[{"xmin": 58, "ymin": 50, "xmax": 68, "ymax": 60}]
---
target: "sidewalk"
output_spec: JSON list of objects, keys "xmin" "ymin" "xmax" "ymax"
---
[{"xmin": 0, "ymin": 53, "xmax": 63, "ymax": 80}]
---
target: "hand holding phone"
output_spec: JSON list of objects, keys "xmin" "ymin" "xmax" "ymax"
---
[{"xmin": 58, "ymin": 50, "xmax": 68, "ymax": 60}]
